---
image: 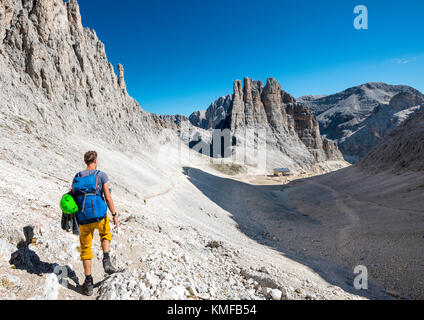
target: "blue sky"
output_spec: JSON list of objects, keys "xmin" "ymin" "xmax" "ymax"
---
[{"xmin": 77, "ymin": 0, "xmax": 424, "ymax": 116}]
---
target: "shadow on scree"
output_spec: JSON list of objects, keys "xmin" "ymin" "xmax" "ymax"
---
[{"xmin": 8, "ymin": 225, "xmax": 88, "ymax": 296}]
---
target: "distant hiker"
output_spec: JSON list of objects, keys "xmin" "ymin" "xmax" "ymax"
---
[{"xmin": 72, "ymin": 151, "xmax": 119, "ymax": 296}]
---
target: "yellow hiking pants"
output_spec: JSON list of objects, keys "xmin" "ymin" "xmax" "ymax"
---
[{"xmin": 79, "ymin": 216, "xmax": 112, "ymax": 261}]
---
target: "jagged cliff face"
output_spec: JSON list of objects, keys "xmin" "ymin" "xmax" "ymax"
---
[
  {"xmin": 285, "ymin": 103, "xmax": 342, "ymax": 162},
  {"xmin": 0, "ymin": 0, "xmax": 166, "ymax": 149},
  {"xmin": 359, "ymin": 105, "xmax": 424, "ymax": 173},
  {"xmin": 189, "ymin": 77, "xmax": 343, "ymax": 169},
  {"xmin": 189, "ymin": 95, "xmax": 233, "ymax": 130},
  {"xmin": 298, "ymin": 83, "xmax": 424, "ymax": 163},
  {"xmin": 159, "ymin": 114, "xmax": 191, "ymax": 132}
]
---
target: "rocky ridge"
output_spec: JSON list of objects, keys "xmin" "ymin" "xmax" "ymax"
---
[
  {"xmin": 189, "ymin": 95, "xmax": 233, "ymax": 130},
  {"xmin": 188, "ymin": 77, "xmax": 344, "ymax": 171},
  {"xmin": 358, "ymin": 105, "xmax": 424, "ymax": 173},
  {"xmin": 0, "ymin": 0, "xmax": 169, "ymax": 149},
  {"xmin": 298, "ymin": 82, "xmax": 424, "ymax": 162}
]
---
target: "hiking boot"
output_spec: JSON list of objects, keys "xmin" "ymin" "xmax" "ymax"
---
[
  {"xmin": 103, "ymin": 258, "xmax": 118, "ymax": 275},
  {"xmin": 82, "ymin": 278, "xmax": 93, "ymax": 296}
]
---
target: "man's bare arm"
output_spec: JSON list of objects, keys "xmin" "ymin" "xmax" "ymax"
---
[{"xmin": 103, "ymin": 182, "xmax": 118, "ymax": 228}]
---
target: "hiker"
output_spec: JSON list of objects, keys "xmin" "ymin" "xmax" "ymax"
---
[{"xmin": 71, "ymin": 151, "xmax": 119, "ymax": 296}]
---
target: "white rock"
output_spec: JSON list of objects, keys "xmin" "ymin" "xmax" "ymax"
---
[
  {"xmin": 196, "ymin": 281, "xmax": 208, "ymax": 293},
  {"xmin": 270, "ymin": 289, "xmax": 283, "ymax": 300},
  {"xmin": 145, "ymin": 272, "xmax": 160, "ymax": 288},
  {"xmin": 262, "ymin": 287, "xmax": 272, "ymax": 296},
  {"xmin": 188, "ymin": 284, "xmax": 198, "ymax": 296},
  {"xmin": 161, "ymin": 279, "xmax": 173, "ymax": 289},
  {"xmin": 42, "ymin": 273, "xmax": 60, "ymax": 300},
  {"xmin": 172, "ymin": 285, "xmax": 187, "ymax": 297},
  {"xmin": 247, "ymin": 289, "xmax": 256, "ymax": 295}
]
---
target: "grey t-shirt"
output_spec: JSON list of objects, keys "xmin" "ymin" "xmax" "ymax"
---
[{"xmin": 73, "ymin": 170, "xmax": 109, "ymax": 197}]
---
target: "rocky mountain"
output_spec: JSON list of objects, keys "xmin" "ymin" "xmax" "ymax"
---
[
  {"xmin": 159, "ymin": 114, "xmax": 190, "ymax": 131},
  {"xmin": 0, "ymin": 0, "xmax": 168, "ymax": 149},
  {"xmin": 340, "ymin": 92, "xmax": 424, "ymax": 162},
  {"xmin": 298, "ymin": 83, "xmax": 424, "ymax": 162},
  {"xmin": 188, "ymin": 77, "xmax": 344, "ymax": 171},
  {"xmin": 358, "ymin": 105, "xmax": 424, "ymax": 173},
  {"xmin": 189, "ymin": 95, "xmax": 233, "ymax": 130},
  {"xmin": 295, "ymin": 95, "xmax": 327, "ymax": 106}
]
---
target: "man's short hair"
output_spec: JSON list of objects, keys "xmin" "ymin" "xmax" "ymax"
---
[{"xmin": 84, "ymin": 151, "xmax": 98, "ymax": 166}]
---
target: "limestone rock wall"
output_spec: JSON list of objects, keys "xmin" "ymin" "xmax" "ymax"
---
[
  {"xmin": 0, "ymin": 0, "xmax": 167, "ymax": 149},
  {"xmin": 189, "ymin": 77, "xmax": 344, "ymax": 166}
]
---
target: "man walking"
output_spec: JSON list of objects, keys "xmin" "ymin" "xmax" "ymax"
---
[{"xmin": 72, "ymin": 151, "xmax": 119, "ymax": 296}]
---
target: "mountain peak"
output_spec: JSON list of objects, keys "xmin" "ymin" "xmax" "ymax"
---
[
  {"xmin": 188, "ymin": 77, "xmax": 344, "ymax": 168},
  {"xmin": 300, "ymin": 82, "xmax": 424, "ymax": 162}
]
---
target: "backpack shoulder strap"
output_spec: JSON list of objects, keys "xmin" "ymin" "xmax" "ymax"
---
[{"xmin": 93, "ymin": 170, "xmax": 101, "ymax": 194}]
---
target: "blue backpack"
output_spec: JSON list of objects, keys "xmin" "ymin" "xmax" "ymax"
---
[{"xmin": 72, "ymin": 170, "xmax": 108, "ymax": 225}]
